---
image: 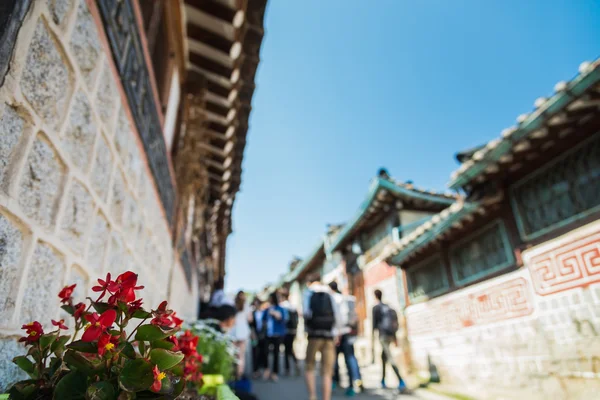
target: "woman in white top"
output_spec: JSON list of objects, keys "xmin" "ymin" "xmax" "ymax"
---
[{"xmin": 230, "ymin": 291, "xmax": 251, "ymax": 378}]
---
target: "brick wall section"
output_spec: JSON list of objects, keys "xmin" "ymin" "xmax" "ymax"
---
[
  {"xmin": 0, "ymin": 1, "xmax": 195, "ymax": 390},
  {"xmin": 406, "ymin": 219, "xmax": 600, "ymax": 400}
]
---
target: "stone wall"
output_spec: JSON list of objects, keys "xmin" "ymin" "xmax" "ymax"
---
[
  {"xmin": 405, "ymin": 219, "xmax": 600, "ymax": 400},
  {"xmin": 0, "ymin": 0, "xmax": 195, "ymax": 391}
]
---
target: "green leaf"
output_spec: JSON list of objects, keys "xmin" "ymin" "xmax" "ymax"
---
[
  {"xmin": 92, "ymin": 302, "xmax": 115, "ymax": 314},
  {"xmin": 135, "ymin": 325, "xmax": 172, "ymax": 342},
  {"xmin": 119, "ymin": 342, "xmax": 136, "ymax": 359},
  {"xmin": 27, "ymin": 347, "xmax": 41, "ymax": 363},
  {"xmin": 67, "ymin": 340, "xmax": 98, "ymax": 353},
  {"xmin": 40, "ymin": 333, "xmax": 57, "ymax": 350},
  {"xmin": 63, "ymin": 350, "xmax": 101, "ymax": 374},
  {"xmin": 149, "ymin": 349, "xmax": 184, "ymax": 370},
  {"xmin": 150, "ymin": 339, "xmax": 175, "ymax": 351},
  {"xmin": 132, "ymin": 309, "xmax": 152, "ymax": 319},
  {"xmin": 61, "ymin": 304, "xmax": 75, "ymax": 315},
  {"xmin": 138, "ymin": 340, "xmax": 147, "ymax": 357},
  {"xmin": 53, "ymin": 371, "xmax": 87, "ymax": 399},
  {"xmin": 86, "ymin": 381, "xmax": 117, "ymax": 400},
  {"xmin": 51, "ymin": 335, "xmax": 71, "ymax": 354},
  {"xmin": 49, "ymin": 357, "xmax": 63, "ymax": 378},
  {"xmin": 8, "ymin": 380, "xmax": 39, "ymax": 400},
  {"xmin": 12, "ymin": 356, "xmax": 35, "ymax": 375},
  {"xmin": 119, "ymin": 359, "xmax": 154, "ymax": 392}
]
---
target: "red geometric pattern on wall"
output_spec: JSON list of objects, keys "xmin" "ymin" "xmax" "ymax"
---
[
  {"xmin": 406, "ymin": 278, "xmax": 533, "ymax": 336},
  {"xmin": 528, "ymin": 231, "xmax": 600, "ymax": 296}
]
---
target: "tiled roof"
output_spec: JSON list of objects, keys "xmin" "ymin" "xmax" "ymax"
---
[
  {"xmin": 381, "ymin": 201, "xmax": 481, "ymax": 266},
  {"xmin": 449, "ymin": 58, "xmax": 600, "ymax": 190},
  {"xmin": 283, "ymin": 241, "xmax": 325, "ymax": 284},
  {"xmin": 327, "ymin": 176, "xmax": 457, "ymax": 254}
]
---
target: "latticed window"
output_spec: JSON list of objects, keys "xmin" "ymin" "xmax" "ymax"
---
[
  {"xmin": 511, "ymin": 133, "xmax": 600, "ymax": 239},
  {"xmin": 449, "ymin": 220, "xmax": 514, "ymax": 286},
  {"xmin": 406, "ymin": 255, "xmax": 449, "ymax": 302}
]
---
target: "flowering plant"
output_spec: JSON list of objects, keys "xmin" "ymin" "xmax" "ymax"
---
[{"xmin": 9, "ymin": 271, "xmax": 190, "ymax": 399}]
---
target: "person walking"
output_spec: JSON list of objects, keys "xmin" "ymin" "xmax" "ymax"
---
[
  {"xmin": 329, "ymin": 281, "xmax": 363, "ymax": 397},
  {"xmin": 230, "ymin": 291, "xmax": 251, "ymax": 379},
  {"xmin": 372, "ymin": 289, "xmax": 409, "ymax": 394},
  {"xmin": 303, "ymin": 274, "xmax": 342, "ymax": 400},
  {"xmin": 250, "ymin": 299, "xmax": 269, "ymax": 379},
  {"xmin": 280, "ymin": 289, "xmax": 300, "ymax": 376},
  {"xmin": 264, "ymin": 292, "xmax": 288, "ymax": 381}
]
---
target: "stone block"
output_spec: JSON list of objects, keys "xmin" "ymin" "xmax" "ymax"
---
[
  {"xmin": 0, "ymin": 338, "xmax": 27, "ymax": 392},
  {"xmin": 95, "ymin": 61, "xmax": 117, "ymax": 129},
  {"xmin": 107, "ymin": 232, "xmax": 126, "ymax": 276},
  {"xmin": 114, "ymin": 108, "xmax": 142, "ymax": 188},
  {"xmin": 20, "ymin": 19, "xmax": 73, "ymax": 129},
  {"xmin": 122, "ymin": 192, "xmax": 140, "ymax": 243},
  {"xmin": 20, "ymin": 242, "xmax": 65, "ymax": 326},
  {"xmin": 46, "ymin": 0, "xmax": 74, "ymax": 26},
  {"xmin": 59, "ymin": 179, "xmax": 93, "ymax": 255},
  {"xmin": 0, "ymin": 212, "xmax": 26, "ymax": 323},
  {"xmin": 110, "ymin": 169, "xmax": 126, "ymax": 225},
  {"xmin": 18, "ymin": 134, "xmax": 66, "ymax": 229},
  {"xmin": 0, "ymin": 104, "xmax": 26, "ymax": 191},
  {"xmin": 91, "ymin": 133, "xmax": 113, "ymax": 201},
  {"xmin": 62, "ymin": 91, "xmax": 97, "ymax": 172},
  {"xmin": 67, "ymin": 264, "xmax": 89, "ymax": 301},
  {"xmin": 69, "ymin": 1, "xmax": 101, "ymax": 88},
  {"xmin": 87, "ymin": 211, "xmax": 109, "ymax": 274}
]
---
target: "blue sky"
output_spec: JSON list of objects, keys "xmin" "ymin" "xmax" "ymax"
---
[{"xmin": 225, "ymin": 0, "xmax": 600, "ymax": 292}]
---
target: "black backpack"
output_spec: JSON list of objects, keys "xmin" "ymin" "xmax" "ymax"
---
[
  {"xmin": 287, "ymin": 309, "xmax": 299, "ymax": 331},
  {"xmin": 379, "ymin": 304, "xmax": 399, "ymax": 336},
  {"xmin": 307, "ymin": 291, "xmax": 335, "ymax": 331}
]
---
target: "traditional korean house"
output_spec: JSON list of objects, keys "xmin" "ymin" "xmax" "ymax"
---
[
  {"xmin": 381, "ymin": 59, "xmax": 600, "ymax": 399},
  {"xmin": 0, "ymin": 0, "xmax": 266, "ymax": 390}
]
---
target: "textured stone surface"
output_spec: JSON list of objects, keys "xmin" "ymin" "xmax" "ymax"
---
[
  {"xmin": 95, "ymin": 61, "xmax": 117, "ymax": 128},
  {"xmin": 110, "ymin": 169, "xmax": 126, "ymax": 225},
  {"xmin": 18, "ymin": 135, "xmax": 66, "ymax": 229},
  {"xmin": 21, "ymin": 242, "xmax": 65, "ymax": 325},
  {"xmin": 0, "ymin": 212, "xmax": 25, "ymax": 323},
  {"xmin": 114, "ymin": 108, "xmax": 142, "ymax": 188},
  {"xmin": 62, "ymin": 91, "xmax": 97, "ymax": 172},
  {"xmin": 47, "ymin": 0, "xmax": 74, "ymax": 26},
  {"xmin": 69, "ymin": 1, "xmax": 101, "ymax": 88},
  {"xmin": 0, "ymin": 338, "xmax": 27, "ymax": 392},
  {"xmin": 87, "ymin": 212, "xmax": 109, "ymax": 273},
  {"xmin": 108, "ymin": 232, "xmax": 126, "ymax": 276},
  {"xmin": 20, "ymin": 19, "xmax": 72, "ymax": 128},
  {"xmin": 91, "ymin": 133, "xmax": 113, "ymax": 201},
  {"xmin": 67, "ymin": 264, "xmax": 89, "ymax": 301},
  {"xmin": 122, "ymin": 192, "xmax": 140, "ymax": 242},
  {"xmin": 59, "ymin": 179, "xmax": 93, "ymax": 255},
  {"xmin": 0, "ymin": 105, "xmax": 25, "ymax": 190}
]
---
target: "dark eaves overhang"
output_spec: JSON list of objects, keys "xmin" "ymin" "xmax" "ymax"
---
[
  {"xmin": 449, "ymin": 59, "xmax": 600, "ymax": 191},
  {"xmin": 283, "ymin": 241, "xmax": 325, "ymax": 285},
  {"xmin": 327, "ymin": 177, "xmax": 457, "ymax": 255}
]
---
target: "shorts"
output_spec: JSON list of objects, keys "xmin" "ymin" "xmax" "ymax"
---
[{"xmin": 305, "ymin": 338, "xmax": 335, "ymax": 374}]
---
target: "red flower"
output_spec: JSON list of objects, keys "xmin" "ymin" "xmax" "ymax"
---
[
  {"xmin": 58, "ymin": 284, "xmax": 77, "ymax": 304},
  {"xmin": 92, "ymin": 273, "xmax": 113, "ymax": 301},
  {"xmin": 127, "ymin": 298, "xmax": 143, "ymax": 315},
  {"xmin": 73, "ymin": 302, "xmax": 86, "ymax": 320},
  {"xmin": 19, "ymin": 322, "xmax": 44, "ymax": 344},
  {"xmin": 107, "ymin": 272, "xmax": 144, "ymax": 305},
  {"xmin": 178, "ymin": 330, "xmax": 199, "ymax": 356},
  {"xmin": 82, "ymin": 309, "xmax": 117, "ymax": 342},
  {"xmin": 151, "ymin": 365, "xmax": 166, "ymax": 392},
  {"xmin": 170, "ymin": 312, "xmax": 183, "ymax": 328},
  {"xmin": 97, "ymin": 332, "xmax": 119, "ymax": 356},
  {"xmin": 166, "ymin": 335, "xmax": 179, "ymax": 351},
  {"xmin": 151, "ymin": 315, "xmax": 173, "ymax": 328},
  {"xmin": 51, "ymin": 319, "xmax": 68, "ymax": 330}
]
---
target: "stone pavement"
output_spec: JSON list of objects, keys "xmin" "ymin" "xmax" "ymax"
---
[{"xmin": 251, "ymin": 364, "xmax": 453, "ymax": 400}]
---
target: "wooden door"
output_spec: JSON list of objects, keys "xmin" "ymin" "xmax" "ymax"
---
[{"xmin": 350, "ymin": 272, "xmax": 367, "ymax": 335}]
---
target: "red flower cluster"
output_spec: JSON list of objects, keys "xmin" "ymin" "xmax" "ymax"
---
[
  {"xmin": 58, "ymin": 284, "xmax": 76, "ymax": 304},
  {"xmin": 98, "ymin": 332, "xmax": 120, "ymax": 356},
  {"xmin": 173, "ymin": 331, "xmax": 203, "ymax": 383},
  {"xmin": 19, "ymin": 322, "xmax": 44, "ymax": 344},
  {"xmin": 150, "ymin": 301, "xmax": 183, "ymax": 329},
  {"xmin": 82, "ymin": 310, "xmax": 117, "ymax": 342},
  {"xmin": 73, "ymin": 302, "xmax": 86, "ymax": 321},
  {"xmin": 92, "ymin": 272, "xmax": 144, "ymax": 306}
]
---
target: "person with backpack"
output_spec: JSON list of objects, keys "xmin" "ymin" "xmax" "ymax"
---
[
  {"xmin": 303, "ymin": 274, "xmax": 342, "ymax": 400},
  {"xmin": 263, "ymin": 292, "xmax": 288, "ymax": 382},
  {"xmin": 280, "ymin": 289, "xmax": 301, "ymax": 376},
  {"xmin": 372, "ymin": 289, "xmax": 409, "ymax": 394},
  {"xmin": 329, "ymin": 281, "xmax": 363, "ymax": 397}
]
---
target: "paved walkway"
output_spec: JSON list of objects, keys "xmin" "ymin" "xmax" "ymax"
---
[{"xmin": 251, "ymin": 364, "xmax": 451, "ymax": 400}]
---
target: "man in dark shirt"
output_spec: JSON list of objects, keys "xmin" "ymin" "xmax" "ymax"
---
[{"xmin": 372, "ymin": 289, "xmax": 408, "ymax": 394}]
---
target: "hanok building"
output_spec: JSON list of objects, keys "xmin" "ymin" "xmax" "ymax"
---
[
  {"xmin": 0, "ymin": 0, "xmax": 266, "ymax": 390},
  {"xmin": 381, "ymin": 59, "xmax": 600, "ymax": 399}
]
